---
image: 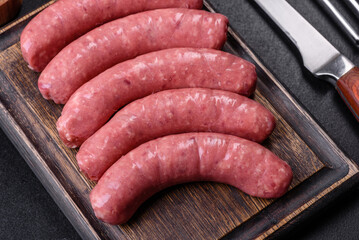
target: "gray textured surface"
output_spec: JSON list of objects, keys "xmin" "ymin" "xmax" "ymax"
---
[{"xmin": 0, "ymin": 0, "xmax": 359, "ymax": 239}]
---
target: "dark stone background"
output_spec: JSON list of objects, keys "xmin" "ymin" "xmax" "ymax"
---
[{"xmin": 0, "ymin": 0, "xmax": 358, "ymax": 239}]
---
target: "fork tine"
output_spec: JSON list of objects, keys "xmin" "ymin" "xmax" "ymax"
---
[
  {"xmin": 344, "ymin": 0, "xmax": 359, "ymax": 20},
  {"xmin": 317, "ymin": 0, "xmax": 359, "ymax": 47}
]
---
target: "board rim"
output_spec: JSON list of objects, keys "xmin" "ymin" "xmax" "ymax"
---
[{"xmin": 0, "ymin": 100, "xmax": 101, "ymax": 240}]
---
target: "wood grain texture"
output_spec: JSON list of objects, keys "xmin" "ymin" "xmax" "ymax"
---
[
  {"xmin": 0, "ymin": 42, "xmax": 322, "ymax": 239},
  {"xmin": 0, "ymin": 1, "xmax": 358, "ymax": 239},
  {"xmin": 337, "ymin": 67, "xmax": 359, "ymax": 121},
  {"xmin": 0, "ymin": 0, "xmax": 22, "ymax": 26}
]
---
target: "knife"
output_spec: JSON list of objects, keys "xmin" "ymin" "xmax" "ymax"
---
[{"xmin": 254, "ymin": 0, "xmax": 359, "ymax": 121}]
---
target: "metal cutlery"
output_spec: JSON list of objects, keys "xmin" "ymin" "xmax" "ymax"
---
[{"xmin": 254, "ymin": 0, "xmax": 359, "ymax": 121}]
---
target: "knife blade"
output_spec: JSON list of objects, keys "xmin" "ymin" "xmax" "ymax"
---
[{"xmin": 254, "ymin": 0, "xmax": 359, "ymax": 121}]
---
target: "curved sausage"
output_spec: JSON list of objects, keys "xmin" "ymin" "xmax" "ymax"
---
[
  {"xmin": 90, "ymin": 133, "xmax": 293, "ymax": 225},
  {"xmin": 38, "ymin": 9, "xmax": 228, "ymax": 104},
  {"xmin": 57, "ymin": 48, "xmax": 257, "ymax": 148},
  {"xmin": 20, "ymin": 0, "xmax": 203, "ymax": 72},
  {"xmin": 77, "ymin": 89, "xmax": 275, "ymax": 180}
]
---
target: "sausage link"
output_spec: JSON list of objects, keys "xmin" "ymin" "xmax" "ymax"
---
[
  {"xmin": 77, "ymin": 89, "xmax": 275, "ymax": 180},
  {"xmin": 38, "ymin": 9, "xmax": 228, "ymax": 104},
  {"xmin": 57, "ymin": 48, "xmax": 257, "ymax": 148},
  {"xmin": 90, "ymin": 133, "xmax": 292, "ymax": 225},
  {"xmin": 20, "ymin": 0, "xmax": 203, "ymax": 72}
]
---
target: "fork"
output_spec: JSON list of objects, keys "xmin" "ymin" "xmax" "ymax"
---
[{"xmin": 317, "ymin": 0, "xmax": 359, "ymax": 47}]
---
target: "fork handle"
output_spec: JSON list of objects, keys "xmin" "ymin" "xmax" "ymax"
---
[{"xmin": 336, "ymin": 67, "xmax": 359, "ymax": 121}]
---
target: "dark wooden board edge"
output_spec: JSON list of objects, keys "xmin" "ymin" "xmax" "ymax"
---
[
  {"xmin": 0, "ymin": 60, "xmax": 125, "ymax": 239},
  {"xmin": 0, "ymin": 101, "xmax": 100, "ymax": 240},
  {"xmin": 222, "ymin": 164, "xmax": 358, "ymax": 239},
  {"xmin": 267, "ymin": 171, "xmax": 359, "ymax": 240},
  {"xmin": 0, "ymin": 0, "xmax": 23, "ymax": 26},
  {"xmin": 0, "ymin": 0, "xmax": 53, "ymax": 35}
]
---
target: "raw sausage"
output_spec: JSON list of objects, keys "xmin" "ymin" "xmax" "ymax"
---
[
  {"xmin": 57, "ymin": 48, "xmax": 257, "ymax": 148},
  {"xmin": 90, "ymin": 133, "xmax": 292, "ymax": 225},
  {"xmin": 58, "ymin": 48, "xmax": 256, "ymax": 147},
  {"xmin": 38, "ymin": 9, "xmax": 228, "ymax": 104},
  {"xmin": 78, "ymin": 89, "xmax": 275, "ymax": 180},
  {"xmin": 77, "ymin": 89, "xmax": 275, "ymax": 180},
  {"xmin": 20, "ymin": 0, "xmax": 203, "ymax": 72}
]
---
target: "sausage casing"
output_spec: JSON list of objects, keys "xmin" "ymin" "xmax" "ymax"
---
[
  {"xmin": 77, "ymin": 88, "xmax": 275, "ymax": 180},
  {"xmin": 90, "ymin": 133, "xmax": 292, "ymax": 225},
  {"xmin": 20, "ymin": 0, "xmax": 203, "ymax": 71},
  {"xmin": 57, "ymin": 48, "xmax": 257, "ymax": 148},
  {"xmin": 38, "ymin": 9, "xmax": 228, "ymax": 104}
]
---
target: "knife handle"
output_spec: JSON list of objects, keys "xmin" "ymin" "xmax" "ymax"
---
[{"xmin": 336, "ymin": 67, "xmax": 359, "ymax": 121}]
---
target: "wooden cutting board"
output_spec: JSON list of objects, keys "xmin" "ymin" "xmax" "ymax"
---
[
  {"xmin": 0, "ymin": 1, "xmax": 358, "ymax": 239},
  {"xmin": 0, "ymin": 0, "xmax": 22, "ymax": 26}
]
